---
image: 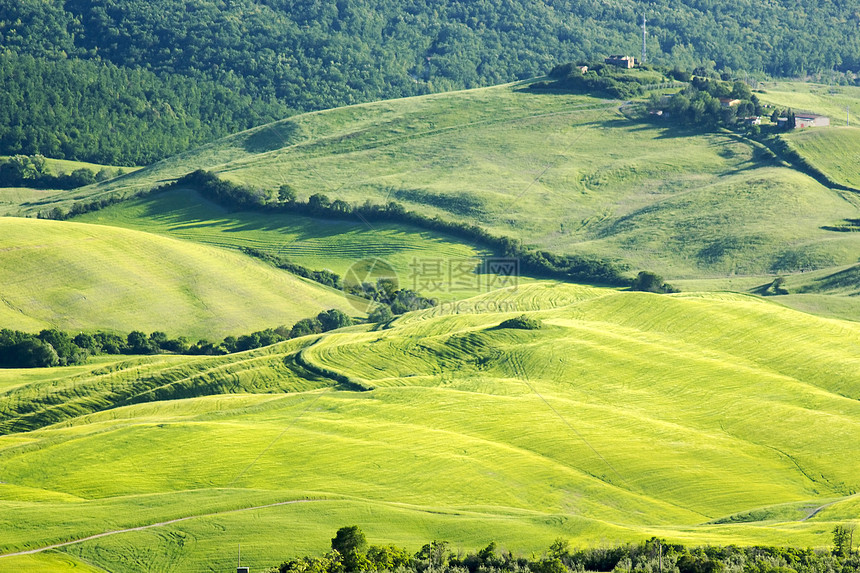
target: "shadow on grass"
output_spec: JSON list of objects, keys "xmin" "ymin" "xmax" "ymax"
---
[
  {"xmin": 243, "ymin": 121, "xmax": 305, "ymax": 153},
  {"xmin": 798, "ymin": 264, "xmax": 860, "ymax": 295}
]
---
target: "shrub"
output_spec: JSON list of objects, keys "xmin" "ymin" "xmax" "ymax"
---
[
  {"xmin": 318, "ymin": 309, "xmax": 353, "ymax": 331},
  {"xmin": 631, "ymin": 271, "xmax": 679, "ymax": 294},
  {"xmin": 498, "ymin": 315, "xmax": 542, "ymax": 330},
  {"xmin": 368, "ymin": 305, "xmax": 394, "ymax": 323}
]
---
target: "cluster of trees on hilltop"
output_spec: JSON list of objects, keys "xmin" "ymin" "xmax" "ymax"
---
[
  {"xmin": 648, "ymin": 76, "xmax": 764, "ymax": 130},
  {"xmin": 274, "ymin": 525, "xmax": 859, "ymax": 573},
  {"xmin": 531, "ymin": 62, "xmax": 675, "ymax": 99},
  {"xmin": 2, "ymin": 0, "xmax": 860, "ymax": 164}
]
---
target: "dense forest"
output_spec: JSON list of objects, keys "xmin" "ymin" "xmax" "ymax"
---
[{"xmin": 1, "ymin": 0, "xmax": 859, "ymax": 165}]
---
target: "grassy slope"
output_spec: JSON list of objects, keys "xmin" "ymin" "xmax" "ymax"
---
[
  {"xmin": 782, "ymin": 127, "xmax": 860, "ymax": 190},
  {"xmin": 32, "ymin": 82, "xmax": 860, "ymax": 285},
  {"xmin": 1, "ymin": 283, "xmax": 858, "ymax": 571},
  {"xmin": 0, "ymin": 217, "xmax": 360, "ymax": 338},
  {"xmin": 755, "ymin": 81, "xmax": 860, "ymax": 127},
  {"xmin": 74, "ymin": 187, "xmax": 519, "ymax": 301}
]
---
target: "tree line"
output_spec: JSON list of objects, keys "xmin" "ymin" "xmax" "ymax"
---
[
  {"xmin": 240, "ymin": 247, "xmax": 435, "ymax": 321},
  {"xmin": 0, "ymin": 309, "xmax": 354, "ymax": 368},
  {"xmin": 272, "ymin": 525, "xmax": 859, "ymax": 573},
  {"xmin": 169, "ymin": 170, "xmax": 634, "ymax": 288}
]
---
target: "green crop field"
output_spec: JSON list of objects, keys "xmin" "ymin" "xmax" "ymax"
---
[
  {"xmin": 2, "ymin": 77, "xmax": 860, "ymax": 572},
  {"xmin": 1, "ymin": 283, "xmax": 858, "ymax": 572},
  {"xmin": 0, "ymin": 217, "xmax": 361, "ymax": 338}
]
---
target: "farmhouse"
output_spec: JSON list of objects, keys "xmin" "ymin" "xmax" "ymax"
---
[
  {"xmin": 605, "ymin": 55, "xmax": 635, "ymax": 69},
  {"xmin": 777, "ymin": 113, "xmax": 830, "ymax": 128},
  {"xmin": 795, "ymin": 113, "xmax": 830, "ymax": 128}
]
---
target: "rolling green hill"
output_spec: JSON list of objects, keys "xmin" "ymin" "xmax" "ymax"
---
[
  {"xmin": 46, "ymin": 82, "xmax": 860, "ymax": 285},
  {"xmin": 1, "ymin": 283, "xmax": 858, "ymax": 572},
  {"xmin": 0, "ymin": 217, "xmax": 361, "ymax": 338},
  {"xmin": 782, "ymin": 128, "xmax": 860, "ymax": 191},
  {"xmin": 73, "ymin": 186, "xmax": 511, "ymax": 302},
  {"xmin": 756, "ymin": 81, "xmax": 860, "ymax": 129}
]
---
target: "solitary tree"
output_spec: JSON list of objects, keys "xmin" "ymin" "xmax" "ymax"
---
[{"xmin": 331, "ymin": 526, "xmax": 367, "ymax": 556}]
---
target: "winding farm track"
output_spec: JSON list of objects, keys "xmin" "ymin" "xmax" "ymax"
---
[
  {"xmin": 802, "ymin": 492, "xmax": 860, "ymax": 521},
  {"xmin": 0, "ymin": 499, "xmax": 318, "ymax": 558}
]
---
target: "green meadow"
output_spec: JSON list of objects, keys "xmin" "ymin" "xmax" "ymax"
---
[
  {"xmin": 36, "ymin": 81, "xmax": 860, "ymax": 287},
  {"xmin": 1, "ymin": 77, "xmax": 859, "ymax": 571},
  {"xmin": 1, "ymin": 283, "xmax": 858, "ymax": 571},
  {"xmin": 0, "ymin": 217, "xmax": 360, "ymax": 338},
  {"xmin": 755, "ymin": 81, "xmax": 860, "ymax": 127},
  {"xmin": 75, "ymin": 187, "xmax": 509, "ymax": 302},
  {"xmin": 782, "ymin": 127, "xmax": 860, "ymax": 190}
]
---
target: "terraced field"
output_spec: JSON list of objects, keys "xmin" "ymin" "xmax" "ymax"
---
[
  {"xmin": 0, "ymin": 217, "xmax": 360, "ymax": 338},
  {"xmin": 1, "ymin": 283, "xmax": 858, "ymax": 572}
]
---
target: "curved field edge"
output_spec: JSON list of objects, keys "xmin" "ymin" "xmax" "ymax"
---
[
  {"xmin": 781, "ymin": 127, "xmax": 860, "ymax": 191},
  {"xmin": 0, "ymin": 337, "xmax": 343, "ymax": 434}
]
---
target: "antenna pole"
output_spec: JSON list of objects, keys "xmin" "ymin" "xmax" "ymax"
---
[{"xmin": 642, "ymin": 16, "xmax": 647, "ymax": 64}]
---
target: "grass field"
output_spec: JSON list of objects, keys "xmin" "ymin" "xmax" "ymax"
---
[
  {"xmin": 1, "ymin": 79, "xmax": 859, "ymax": 571},
  {"xmin": 1, "ymin": 283, "xmax": 858, "ymax": 572},
  {"xmin": 29, "ymin": 80, "xmax": 858, "ymax": 285},
  {"xmin": 74, "ymin": 187, "xmax": 516, "ymax": 301},
  {"xmin": 0, "ymin": 217, "xmax": 361, "ymax": 338},
  {"xmin": 782, "ymin": 127, "xmax": 860, "ymax": 190}
]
